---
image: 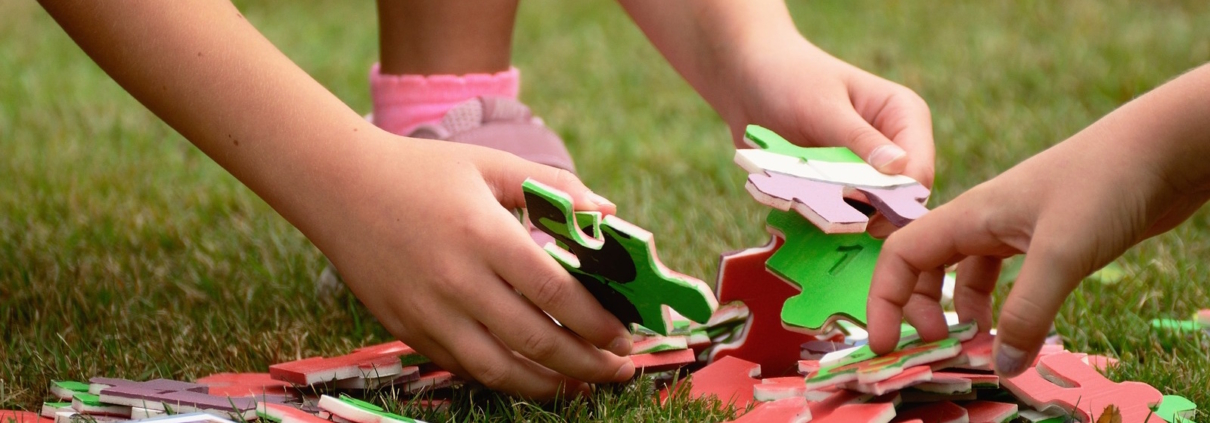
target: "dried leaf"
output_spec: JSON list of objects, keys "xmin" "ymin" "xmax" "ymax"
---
[{"xmin": 1096, "ymin": 404, "xmax": 1122, "ymax": 423}]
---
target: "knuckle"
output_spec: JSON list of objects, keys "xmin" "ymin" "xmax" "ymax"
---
[
  {"xmin": 521, "ymin": 330, "xmax": 560, "ymax": 362},
  {"xmin": 529, "ymin": 269, "xmax": 570, "ymax": 307},
  {"xmin": 470, "ymin": 361, "xmax": 513, "ymax": 390},
  {"xmin": 844, "ymin": 124, "xmax": 884, "ymax": 150}
]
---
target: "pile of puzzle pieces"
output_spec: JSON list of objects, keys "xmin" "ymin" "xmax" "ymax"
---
[{"xmin": 7, "ymin": 341, "xmax": 454, "ymax": 423}]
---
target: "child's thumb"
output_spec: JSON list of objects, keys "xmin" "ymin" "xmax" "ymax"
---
[
  {"xmin": 991, "ymin": 239, "xmax": 1084, "ymax": 378},
  {"xmin": 484, "ymin": 154, "xmax": 617, "ymax": 214},
  {"xmin": 813, "ymin": 109, "xmax": 908, "ymax": 175}
]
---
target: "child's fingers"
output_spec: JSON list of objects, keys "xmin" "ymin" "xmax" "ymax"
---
[
  {"xmin": 992, "ymin": 232, "xmax": 1088, "ymax": 377},
  {"xmin": 867, "ymin": 216, "xmax": 958, "ymax": 354},
  {"xmin": 953, "ymin": 256, "xmax": 1002, "ymax": 333},
  {"xmin": 485, "ymin": 212, "xmax": 635, "ymax": 357},
  {"xmin": 852, "ymin": 78, "xmax": 935, "ymax": 187},
  {"xmin": 899, "ymin": 268, "xmax": 951, "ymax": 342},
  {"xmin": 429, "ymin": 312, "xmax": 591, "ymax": 399},
  {"xmin": 483, "ymin": 151, "xmax": 617, "ymax": 215},
  {"xmin": 813, "ymin": 107, "xmax": 910, "ymax": 176}
]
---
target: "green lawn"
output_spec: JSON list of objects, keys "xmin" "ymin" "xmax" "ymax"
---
[{"xmin": 3, "ymin": 0, "xmax": 1210, "ymax": 421}]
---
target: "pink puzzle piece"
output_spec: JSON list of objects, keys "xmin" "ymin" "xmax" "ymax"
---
[
  {"xmin": 747, "ymin": 171, "xmax": 928, "ymax": 233},
  {"xmin": 932, "ymin": 332, "xmax": 993, "ymax": 371},
  {"xmin": 961, "ymin": 401, "xmax": 1018, "ymax": 423},
  {"xmin": 270, "ymin": 341, "xmax": 421, "ymax": 386},
  {"xmin": 843, "ymin": 365, "xmax": 933, "ymax": 396},
  {"xmin": 711, "ymin": 236, "xmax": 818, "ymax": 376},
  {"xmin": 197, "ymin": 373, "xmax": 296, "ymax": 398},
  {"xmin": 1002, "ymin": 352, "xmax": 1162, "ymax": 422},
  {"xmin": 728, "ymin": 397, "xmax": 812, "ymax": 423},
  {"xmin": 890, "ymin": 401, "xmax": 967, "ymax": 423},
  {"xmin": 810, "ymin": 395, "xmax": 897, "ymax": 423},
  {"xmin": 632, "ymin": 348, "xmax": 696, "ymax": 373},
  {"xmin": 667, "ymin": 356, "xmax": 761, "ymax": 409},
  {"xmin": 753, "ymin": 377, "xmax": 807, "ymax": 402}
]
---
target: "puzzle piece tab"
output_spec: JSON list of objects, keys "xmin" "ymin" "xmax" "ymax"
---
[
  {"xmin": 710, "ymin": 236, "xmax": 819, "ymax": 376},
  {"xmin": 1002, "ymin": 352, "xmax": 1162, "ymax": 422},
  {"xmin": 523, "ymin": 179, "xmax": 718, "ymax": 335},
  {"xmin": 765, "ymin": 209, "xmax": 883, "ymax": 332},
  {"xmin": 747, "ymin": 171, "xmax": 928, "ymax": 233}
]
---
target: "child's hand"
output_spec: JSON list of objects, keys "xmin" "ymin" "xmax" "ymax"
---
[
  {"xmin": 726, "ymin": 39, "xmax": 935, "ymax": 188},
  {"xmin": 317, "ymin": 137, "xmax": 635, "ymax": 398},
  {"xmin": 866, "ymin": 64, "xmax": 1210, "ymax": 376}
]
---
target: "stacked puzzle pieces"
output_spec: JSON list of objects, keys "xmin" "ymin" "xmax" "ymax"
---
[{"xmin": 10, "ymin": 341, "xmax": 454, "ymax": 423}]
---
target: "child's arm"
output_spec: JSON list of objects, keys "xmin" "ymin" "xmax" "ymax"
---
[
  {"xmin": 39, "ymin": 0, "xmax": 634, "ymax": 398},
  {"xmin": 618, "ymin": 0, "xmax": 934, "ymax": 186},
  {"xmin": 866, "ymin": 63, "xmax": 1210, "ymax": 376}
]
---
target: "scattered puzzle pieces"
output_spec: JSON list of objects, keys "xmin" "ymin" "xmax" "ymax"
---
[
  {"xmin": 523, "ymin": 178, "xmax": 718, "ymax": 335},
  {"xmin": 765, "ymin": 209, "xmax": 883, "ymax": 332},
  {"xmin": 1002, "ymin": 352, "xmax": 1162, "ymax": 422},
  {"xmin": 711, "ymin": 235, "xmax": 819, "ymax": 375}
]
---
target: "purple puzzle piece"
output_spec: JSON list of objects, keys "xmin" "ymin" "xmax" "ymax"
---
[
  {"xmin": 748, "ymin": 171, "xmax": 929, "ymax": 233},
  {"xmin": 856, "ymin": 184, "xmax": 930, "ymax": 227},
  {"xmin": 89, "ymin": 378, "xmax": 207, "ymax": 394},
  {"xmin": 746, "ymin": 172, "xmax": 869, "ymax": 233}
]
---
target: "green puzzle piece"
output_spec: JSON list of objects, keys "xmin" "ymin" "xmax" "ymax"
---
[
  {"xmin": 523, "ymin": 179, "xmax": 718, "ymax": 335},
  {"xmin": 335, "ymin": 394, "xmax": 421, "ymax": 423},
  {"xmin": 1154, "ymin": 395, "xmax": 1196, "ymax": 423},
  {"xmin": 765, "ymin": 209, "xmax": 882, "ymax": 332},
  {"xmin": 745, "ymin": 125, "xmax": 863, "ymax": 164}
]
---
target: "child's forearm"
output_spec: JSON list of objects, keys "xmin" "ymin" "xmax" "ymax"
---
[
  {"xmin": 617, "ymin": 0, "xmax": 809, "ymax": 123},
  {"xmin": 39, "ymin": 1, "xmax": 386, "ymax": 237}
]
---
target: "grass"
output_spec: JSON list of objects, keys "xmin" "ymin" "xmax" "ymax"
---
[{"xmin": 2, "ymin": 0, "xmax": 1209, "ymax": 421}]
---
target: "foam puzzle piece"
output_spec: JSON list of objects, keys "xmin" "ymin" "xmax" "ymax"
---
[
  {"xmin": 765, "ymin": 209, "xmax": 883, "ymax": 332},
  {"xmin": 743, "ymin": 125, "xmax": 863, "ymax": 163},
  {"xmin": 890, "ymin": 401, "xmax": 968, "ymax": 423},
  {"xmin": 0, "ymin": 411, "xmax": 51, "ymax": 423},
  {"xmin": 1197, "ymin": 309, "xmax": 1210, "ymax": 328},
  {"xmin": 257, "ymin": 402, "xmax": 331, "ymax": 423},
  {"xmin": 523, "ymin": 179, "xmax": 718, "ymax": 335},
  {"xmin": 50, "ymin": 382, "xmax": 90, "ymax": 401},
  {"xmin": 1151, "ymin": 318, "xmax": 1202, "ymax": 333},
  {"xmin": 752, "ymin": 377, "xmax": 806, "ymax": 402},
  {"xmin": 910, "ymin": 372, "xmax": 972, "ymax": 394},
  {"xmin": 88, "ymin": 378, "xmax": 207, "ymax": 395},
  {"xmin": 822, "ymin": 322, "xmax": 977, "ymax": 368},
  {"xmin": 932, "ymin": 332, "xmax": 994, "ymax": 371},
  {"xmin": 316, "ymin": 394, "xmax": 424, "ymax": 423},
  {"xmin": 669, "ymin": 356, "xmax": 761, "ymax": 409},
  {"xmin": 747, "ymin": 172, "xmax": 929, "ymax": 233},
  {"xmin": 632, "ymin": 336, "xmax": 688, "ymax": 354},
  {"xmin": 1153, "ymin": 395, "xmax": 1196, "ymax": 423},
  {"xmin": 1015, "ymin": 408, "xmax": 1068, "ymax": 423},
  {"xmin": 728, "ymin": 397, "xmax": 812, "ymax": 423},
  {"xmin": 631, "ymin": 349, "xmax": 697, "ymax": 373},
  {"xmin": 798, "ymin": 360, "xmax": 821, "ymax": 375},
  {"xmin": 400, "ymin": 370, "xmax": 456, "ymax": 394},
  {"xmin": 270, "ymin": 341, "xmax": 420, "ymax": 386},
  {"xmin": 40, "ymin": 403, "xmax": 71, "ymax": 419},
  {"xmin": 1002, "ymin": 352, "xmax": 1163, "ymax": 422},
  {"xmin": 842, "ymin": 365, "xmax": 933, "ymax": 396},
  {"xmin": 98, "ymin": 386, "xmax": 258, "ymax": 420},
  {"xmin": 808, "ymin": 392, "xmax": 897, "ymax": 423},
  {"xmin": 197, "ymin": 373, "xmax": 296, "ymax": 398},
  {"xmin": 129, "ymin": 407, "xmax": 164, "ymax": 420},
  {"xmin": 961, "ymin": 401, "xmax": 1018, "ymax": 423},
  {"xmin": 70, "ymin": 393, "xmax": 131, "ymax": 417},
  {"xmin": 711, "ymin": 235, "xmax": 819, "ymax": 375},
  {"xmin": 899, "ymin": 390, "xmax": 977, "ymax": 404},
  {"xmin": 808, "ymin": 323, "xmax": 977, "ymax": 390},
  {"xmin": 117, "ymin": 412, "xmax": 236, "ymax": 423},
  {"xmin": 802, "ymin": 340, "xmax": 851, "ymax": 360}
]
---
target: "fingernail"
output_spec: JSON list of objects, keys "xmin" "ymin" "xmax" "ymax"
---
[
  {"xmin": 867, "ymin": 145, "xmax": 907, "ymax": 172},
  {"xmin": 586, "ymin": 191, "xmax": 615, "ymax": 208},
  {"xmin": 994, "ymin": 342, "xmax": 1028, "ymax": 376},
  {"xmin": 613, "ymin": 359, "xmax": 635, "ymax": 381},
  {"xmin": 607, "ymin": 336, "xmax": 632, "ymax": 356}
]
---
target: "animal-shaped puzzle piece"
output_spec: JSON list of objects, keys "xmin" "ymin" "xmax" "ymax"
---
[
  {"xmin": 747, "ymin": 171, "xmax": 929, "ymax": 233},
  {"xmin": 523, "ymin": 179, "xmax": 718, "ymax": 335},
  {"xmin": 765, "ymin": 209, "xmax": 883, "ymax": 332},
  {"xmin": 97, "ymin": 386, "xmax": 259, "ymax": 420},
  {"xmin": 1002, "ymin": 352, "xmax": 1163, "ymax": 422},
  {"xmin": 1153, "ymin": 395, "xmax": 1196, "ymax": 423},
  {"xmin": 316, "ymin": 395, "xmax": 425, "ymax": 423},
  {"xmin": 269, "ymin": 341, "xmax": 421, "ymax": 386},
  {"xmin": 742, "ymin": 125, "xmax": 865, "ymax": 163},
  {"xmin": 738, "ymin": 126, "xmax": 917, "ymax": 189},
  {"xmin": 710, "ymin": 235, "xmax": 819, "ymax": 375}
]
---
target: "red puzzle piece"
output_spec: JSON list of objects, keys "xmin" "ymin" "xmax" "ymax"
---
[
  {"xmin": 632, "ymin": 348, "xmax": 696, "ymax": 374},
  {"xmin": 711, "ymin": 236, "xmax": 818, "ymax": 376},
  {"xmin": 257, "ymin": 402, "xmax": 329, "ymax": 423},
  {"xmin": 0, "ymin": 410, "xmax": 51, "ymax": 423},
  {"xmin": 961, "ymin": 401, "xmax": 1018, "ymax": 423},
  {"xmin": 269, "ymin": 341, "xmax": 421, "ymax": 386},
  {"xmin": 667, "ymin": 356, "xmax": 761, "ymax": 409},
  {"xmin": 728, "ymin": 397, "xmax": 811, "ymax": 423},
  {"xmin": 197, "ymin": 373, "xmax": 295, "ymax": 398},
  {"xmin": 843, "ymin": 365, "xmax": 932, "ymax": 396},
  {"xmin": 753, "ymin": 377, "xmax": 806, "ymax": 402},
  {"xmin": 1002, "ymin": 352, "xmax": 1162, "ymax": 422}
]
